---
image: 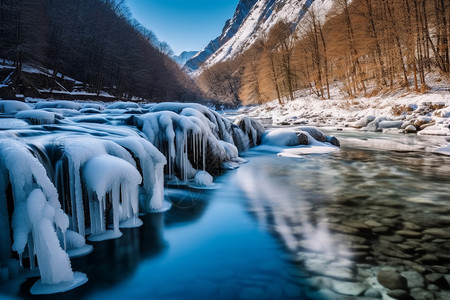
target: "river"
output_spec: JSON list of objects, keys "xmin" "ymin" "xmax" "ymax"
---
[{"xmin": 7, "ymin": 130, "xmax": 448, "ymax": 300}]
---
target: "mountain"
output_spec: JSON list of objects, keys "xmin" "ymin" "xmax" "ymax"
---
[
  {"xmin": 173, "ymin": 51, "xmax": 199, "ymax": 66},
  {"xmin": 185, "ymin": 0, "xmax": 258, "ymax": 71},
  {"xmin": 186, "ymin": 0, "xmax": 333, "ymax": 72}
]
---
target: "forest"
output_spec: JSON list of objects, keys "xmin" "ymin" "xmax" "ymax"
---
[
  {"xmin": 0, "ymin": 0, "xmax": 201, "ymax": 102},
  {"xmin": 198, "ymin": 0, "xmax": 450, "ymax": 105}
]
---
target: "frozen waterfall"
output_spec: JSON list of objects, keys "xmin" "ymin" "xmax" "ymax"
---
[{"xmin": 0, "ymin": 100, "xmax": 264, "ymax": 294}]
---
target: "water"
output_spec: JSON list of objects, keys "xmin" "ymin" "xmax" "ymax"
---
[{"xmin": 3, "ymin": 130, "xmax": 450, "ymax": 299}]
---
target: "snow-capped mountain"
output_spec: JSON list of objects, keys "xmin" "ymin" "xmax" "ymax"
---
[
  {"xmin": 185, "ymin": 0, "xmax": 257, "ymax": 71},
  {"xmin": 186, "ymin": 0, "xmax": 334, "ymax": 72},
  {"xmin": 172, "ymin": 51, "xmax": 199, "ymax": 66}
]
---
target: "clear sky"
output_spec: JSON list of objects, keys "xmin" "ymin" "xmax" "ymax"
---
[{"xmin": 126, "ymin": 0, "xmax": 240, "ymax": 55}]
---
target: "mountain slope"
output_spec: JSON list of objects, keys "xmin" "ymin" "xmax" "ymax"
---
[
  {"xmin": 173, "ymin": 51, "xmax": 199, "ymax": 66},
  {"xmin": 186, "ymin": 0, "xmax": 333, "ymax": 72},
  {"xmin": 185, "ymin": 0, "xmax": 258, "ymax": 71}
]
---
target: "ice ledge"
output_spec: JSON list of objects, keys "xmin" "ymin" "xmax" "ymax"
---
[{"xmin": 30, "ymin": 272, "xmax": 88, "ymax": 295}]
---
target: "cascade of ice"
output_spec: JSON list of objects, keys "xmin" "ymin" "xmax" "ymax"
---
[
  {"xmin": 83, "ymin": 155, "xmax": 142, "ymax": 239},
  {"xmin": 27, "ymin": 189, "xmax": 74, "ymax": 284},
  {"xmin": 112, "ymin": 137, "xmax": 167, "ymax": 212},
  {"xmin": 0, "ymin": 139, "xmax": 69, "ymax": 264},
  {"xmin": 56, "ymin": 137, "xmax": 136, "ymax": 236}
]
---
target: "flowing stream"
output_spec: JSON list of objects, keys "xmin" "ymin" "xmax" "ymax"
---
[
  {"xmin": 3, "ymin": 133, "xmax": 450, "ymax": 299},
  {"xmin": 2, "ymin": 129, "xmax": 450, "ymax": 299}
]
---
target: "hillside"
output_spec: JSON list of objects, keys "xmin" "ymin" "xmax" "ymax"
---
[
  {"xmin": 196, "ymin": 0, "xmax": 450, "ymax": 105},
  {"xmin": 0, "ymin": 0, "xmax": 202, "ymax": 102},
  {"xmin": 185, "ymin": 0, "xmax": 334, "ymax": 72}
]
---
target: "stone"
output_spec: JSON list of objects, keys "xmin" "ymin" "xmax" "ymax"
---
[
  {"xmin": 329, "ymin": 280, "xmax": 367, "ymax": 296},
  {"xmin": 365, "ymin": 220, "xmax": 383, "ymax": 227},
  {"xmin": 401, "ymin": 271, "xmax": 425, "ymax": 289},
  {"xmin": 404, "ymin": 125, "xmax": 417, "ymax": 133},
  {"xmin": 323, "ymin": 223, "xmax": 360, "ymax": 235},
  {"xmin": 427, "ymin": 284, "xmax": 440, "ymax": 292},
  {"xmin": 372, "ymin": 226, "xmax": 390, "ymax": 234},
  {"xmin": 430, "ymin": 266, "xmax": 448, "ymax": 274},
  {"xmin": 297, "ymin": 126, "xmax": 327, "ymax": 142},
  {"xmin": 418, "ymin": 254, "xmax": 439, "ymax": 264},
  {"xmin": 387, "ymin": 289, "xmax": 413, "ymax": 300},
  {"xmin": 304, "ymin": 259, "xmax": 355, "ymax": 281},
  {"xmin": 410, "ymin": 288, "xmax": 436, "ymax": 300},
  {"xmin": 425, "ymin": 273, "xmax": 450, "ymax": 289},
  {"xmin": 364, "ymin": 287, "xmax": 382, "ymax": 298},
  {"xmin": 396, "ymin": 230, "xmax": 422, "ymax": 238},
  {"xmin": 423, "ymin": 228, "xmax": 450, "ymax": 239},
  {"xmin": 325, "ymin": 135, "xmax": 340, "ymax": 147},
  {"xmin": 381, "ymin": 248, "xmax": 414, "ymax": 259},
  {"xmin": 403, "ymin": 222, "xmax": 422, "ymax": 231},
  {"xmin": 379, "ymin": 120, "xmax": 404, "ymax": 129},
  {"xmin": 296, "ymin": 132, "xmax": 309, "ymax": 145},
  {"xmin": 343, "ymin": 221, "xmax": 370, "ymax": 230},
  {"xmin": 377, "ymin": 271, "xmax": 408, "ymax": 290}
]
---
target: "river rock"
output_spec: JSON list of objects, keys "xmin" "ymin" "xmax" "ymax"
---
[
  {"xmin": 414, "ymin": 116, "xmax": 433, "ymax": 127},
  {"xmin": 379, "ymin": 120, "xmax": 404, "ymax": 129},
  {"xmin": 377, "ymin": 271, "xmax": 408, "ymax": 290},
  {"xmin": 326, "ymin": 135, "xmax": 340, "ymax": 147},
  {"xmin": 364, "ymin": 287, "xmax": 382, "ymax": 298},
  {"xmin": 401, "ymin": 271, "xmax": 425, "ymax": 289},
  {"xmin": 425, "ymin": 274, "xmax": 450, "ymax": 289},
  {"xmin": 418, "ymin": 254, "xmax": 439, "ymax": 264},
  {"xmin": 354, "ymin": 115, "xmax": 376, "ymax": 128},
  {"xmin": 297, "ymin": 126, "xmax": 327, "ymax": 142},
  {"xmin": 387, "ymin": 289, "xmax": 413, "ymax": 300},
  {"xmin": 328, "ymin": 279, "xmax": 367, "ymax": 296},
  {"xmin": 422, "ymin": 228, "xmax": 450, "ymax": 239},
  {"xmin": 410, "ymin": 288, "xmax": 435, "ymax": 300},
  {"xmin": 396, "ymin": 230, "xmax": 422, "ymax": 238}
]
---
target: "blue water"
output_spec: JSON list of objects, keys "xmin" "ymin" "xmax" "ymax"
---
[{"xmin": 5, "ymin": 131, "xmax": 450, "ymax": 300}]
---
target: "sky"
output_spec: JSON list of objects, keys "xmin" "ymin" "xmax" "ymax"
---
[{"xmin": 126, "ymin": 0, "xmax": 240, "ymax": 56}]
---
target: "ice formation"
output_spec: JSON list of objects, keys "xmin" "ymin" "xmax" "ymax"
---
[
  {"xmin": 0, "ymin": 101, "xmax": 264, "ymax": 293},
  {"xmin": 83, "ymin": 155, "xmax": 142, "ymax": 238},
  {"xmin": 15, "ymin": 110, "xmax": 57, "ymax": 125},
  {"xmin": 0, "ymin": 100, "xmax": 31, "ymax": 113},
  {"xmin": 194, "ymin": 171, "xmax": 214, "ymax": 187},
  {"xmin": 260, "ymin": 127, "xmax": 340, "ymax": 158}
]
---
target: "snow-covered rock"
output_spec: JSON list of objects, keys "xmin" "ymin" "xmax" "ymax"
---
[{"xmin": 0, "ymin": 100, "xmax": 32, "ymax": 113}]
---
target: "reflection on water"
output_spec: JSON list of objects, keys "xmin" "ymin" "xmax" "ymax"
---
[
  {"xmin": 5, "ymin": 132, "xmax": 450, "ymax": 299},
  {"xmin": 237, "ymin": 131, "xmax": 450, "ymax": 299}
]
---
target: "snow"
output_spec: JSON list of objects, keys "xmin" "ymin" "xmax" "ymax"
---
[
  {"xmin": 35, "ymin": 100, "xmax": 82, "ymax": 110},
  {"xmin": 258, "ymin": 126, "xmax": 340, "ymax": 158},
  {"xmin": 106, "ymin": 101, "xmax": 140, "ymax": 110},
  {"xmin": 15, "ymin": 110, "xmax": 56, "ymax": 124},
  {"xmin": 0, "ymin": 100, "xmax": 31, "ymax": 113},
  {"xmin": 245, "ymin": 85, "xmax": 450, "ymax": 136}
]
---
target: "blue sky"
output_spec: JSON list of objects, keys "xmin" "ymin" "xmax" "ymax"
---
[{"xmin": 126, "ymin": 0, "xmax": 240, "ymax": 55}]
